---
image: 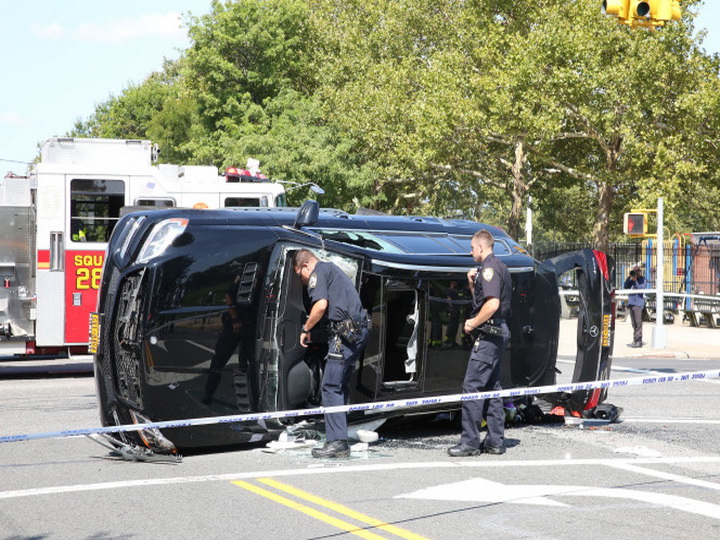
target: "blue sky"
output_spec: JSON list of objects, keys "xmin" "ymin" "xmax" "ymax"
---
[{"xmin": 1, "ymin": 1, "xmax": 718, "ymax": 171}]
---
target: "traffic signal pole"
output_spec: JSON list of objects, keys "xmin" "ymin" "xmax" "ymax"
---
[{"xmin": 652, "ymin": 197, "xmax": 668, "ymax": 348}]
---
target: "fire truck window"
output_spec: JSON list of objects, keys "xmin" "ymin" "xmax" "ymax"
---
[
  {"xmin": 136, "ymin": 198, "xmax": 175, "ymax": 208},
  {"xmin": 70, "ymin": 179, "xmax": 125, "ymax": 243},
  {"xmin": 224, "ymin": 196, "xmax": 268, "ymax": 208}
]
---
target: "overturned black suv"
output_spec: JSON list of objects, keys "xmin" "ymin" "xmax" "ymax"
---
[{"xmin": 92, "ymin": 201, "xmax": 615, "ymax": 452}]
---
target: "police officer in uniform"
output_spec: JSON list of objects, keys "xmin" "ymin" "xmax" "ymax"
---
[
  {"xmin": 294, "ymin": 249, "xmax": 369, "ymax": 458},
  {"xmin": 448, "ymin": 229, "xmax": 511, "ymax": 457}
]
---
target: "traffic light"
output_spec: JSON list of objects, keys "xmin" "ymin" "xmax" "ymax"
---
[
  {"xmin": 603, "ymin": 0, "xmax": 630, "ymax": 21},
  {"xmin": 631, "ymin": 1, "xmax": 651, "ymax": 18},
  {"xmin": 603, "ymin": 0, "xmax": 681, "ymax": 27},
  {"xmin": 623, "ymin": 212, "xmax": 647, "ymax": 236},
  {"xmin": 651, "ymin": 0, "xmax": 681, "ymax": 22}
]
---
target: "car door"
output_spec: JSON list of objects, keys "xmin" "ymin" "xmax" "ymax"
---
[{"xmin": 542, "ymin": 248, "xmax": 616, "ymax": 413}]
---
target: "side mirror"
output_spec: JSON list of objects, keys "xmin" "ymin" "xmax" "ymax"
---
[{"xmin": 294, "ymin": 200, "xmax": 319, "ymax": 229}]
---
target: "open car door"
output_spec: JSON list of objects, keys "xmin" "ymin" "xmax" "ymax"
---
[{"xmin": 541, "ymin": 248, "xmax": 616, "ymax": 415}]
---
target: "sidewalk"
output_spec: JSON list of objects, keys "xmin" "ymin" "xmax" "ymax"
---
[
  {"xmin": 0, "ymin": 355, "xmax": 93, "ymax": 377},
  {"xmin": 558, "ymin": 316, "xmax": 720, "ymax": 360},
  {"xmin": 1, "ymin": 317, "xmax": 717, "ymax": 378}
]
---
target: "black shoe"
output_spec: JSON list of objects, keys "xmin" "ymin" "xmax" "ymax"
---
[
  {"xmin": 448, "ymin": 443, "xmax": 481, "ymax": 457},
  {"xmin": 482, "ymin": 444, "xmax": 506, "ymax": 455},
  {"xmin": 627, "ymin": 342, "xmax": 642, "ymax": 348},
  {"xmin": 311, "ymin": 440, "xmax": 350, "ymax": 458}
]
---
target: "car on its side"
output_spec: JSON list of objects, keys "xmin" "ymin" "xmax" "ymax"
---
[{"xmin": 92, "ymin": 201, "xmax": 615, "ymax": 453}]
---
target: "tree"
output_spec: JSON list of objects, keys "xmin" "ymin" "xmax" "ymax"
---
[
  {"xmin": 310, "ymin": 0, "xmax": 720, "ymax": 247},
  {"xmin": 70, "ymin": 0, "xmax": 720, "ymax": 242},
  {"xmin": 182, "ymin": 0, "xmax": 317, "ymax": 162}
]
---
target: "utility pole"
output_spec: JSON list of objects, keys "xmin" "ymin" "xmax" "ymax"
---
[{"xmin": 652, "ymin": 197, "xmax": 667, "ymax": 348}]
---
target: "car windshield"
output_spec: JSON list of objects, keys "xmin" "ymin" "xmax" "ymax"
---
[{"xmin": 313, "ymin": 228, "xmax": 512, "ymax": 256}]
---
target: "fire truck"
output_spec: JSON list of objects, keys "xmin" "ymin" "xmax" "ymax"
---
[{"xmin": 0, "ymin": 137, "xmax": 287, "ymax": 358}]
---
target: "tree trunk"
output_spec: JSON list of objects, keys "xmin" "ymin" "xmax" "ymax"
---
[
  {"xmin": 592, "ymin": 136, "xmax": 622, "ymax": 252},
  {"xmin": 507, "ymin": 140, "xmax": 529, "ymax": 241},
  {"xmin": 592, "ymin": 180, "xmax": 613, "ymax": 252}
]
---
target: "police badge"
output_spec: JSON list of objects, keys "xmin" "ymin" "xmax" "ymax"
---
[
  {"xmin": 309, "ymin": 273, "xmax": 318, "ymax": 289},
  {"xmin": 482, "ymin": 268, "xmax": 494, "ymax": 282}
]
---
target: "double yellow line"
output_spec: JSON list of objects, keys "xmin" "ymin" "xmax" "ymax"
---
[{"xmin": 232, "ymin": 478, "xmax": 430, "ymax": 540}]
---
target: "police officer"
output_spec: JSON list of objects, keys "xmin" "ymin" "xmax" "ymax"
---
[
  {"xmin": 294, "ymin": 249, "xmax": 369, "ymax": 458},
  {"xmin": 448, "ymin": 229, "xmax": 511, "ymax": 457}
]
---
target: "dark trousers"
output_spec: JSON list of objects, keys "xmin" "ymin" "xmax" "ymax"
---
[
  {"xmin": 629, "ymin": 305, "xmax": 643, "ymax": 344},
  {"xmin": 322, "ymin": 328, "xmax": 369, "ymax": 442},
  {"xmin": 204, "ymin": 318, "xmax": 242, "ymax": 400},
  {"xmin": 446, "ymin": 308, "xmax": 460, "ymax": 343},
  {"xmin": 460, "ymin": 325, "xmax": 509, "ymax": 449}
]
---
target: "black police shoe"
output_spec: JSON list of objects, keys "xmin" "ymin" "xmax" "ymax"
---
[
  {"xmin": 482, "ymin": 444, "xmax": 506, "ymax": 455},
  {"xmin": 447, "ymin": 443, "xmax": 481, "ymax": 457},
  {"xmin": 312, "ymin": 440, "xmax": 350, "ymax": 458}
]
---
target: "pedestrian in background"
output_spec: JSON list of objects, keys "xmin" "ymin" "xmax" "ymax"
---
[
  {"xmin": 624, "ymin": 264, "xmax": 647, "ymax": 348},
  {"xmin": 448, "ymin": 229, "xmax": 511, "ymax": 457}
]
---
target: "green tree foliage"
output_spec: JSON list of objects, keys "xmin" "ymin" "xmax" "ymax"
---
[
  {"xmin": 181, "ymin": 0, "xmax": 374, "ymax": 207},
  {"xmin": 71, "ymin": 59, "xmax": 201, "ymax": 164},
  {"xmin": 71, "ymin": 68, "xmax": 175, "ymax": 140},
  {"xmin": 310, "ymin": 0, "xmax": 720, "ymax": 247},
  {"xmin": 182, "ymin": 0, "xmax": 316, "ymax": 161},
  {"xmin": 70, "ymin": 0, "xmax": 720, "ymax": 245}
]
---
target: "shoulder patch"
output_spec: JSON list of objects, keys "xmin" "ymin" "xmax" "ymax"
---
[
  {"xmin": 309, "ymin": 272, "xmax": 318, "ymax": 289},
  {"xmin": 482, "ymin": 268, "xmax": 494, "ymax": 282}
]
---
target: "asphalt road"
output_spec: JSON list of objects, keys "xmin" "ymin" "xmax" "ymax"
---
[{"xmin": 2, "ymin": 353, "xmax": 720, "ymax": 540}]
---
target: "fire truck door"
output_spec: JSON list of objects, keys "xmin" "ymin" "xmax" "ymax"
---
[
  {"xmin": 63, "ymin": 177, "xmax": 126, "ymax": 344},
  {"xmin": 65, "ymin": 249, "xmax": 105, "ymax": 343}
]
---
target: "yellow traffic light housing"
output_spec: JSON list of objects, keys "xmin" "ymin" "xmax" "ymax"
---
[
  {"xmin": 603, "ymin": 0, "xmax": 630, "ymax": 20},
  {"xmin": 652, "ymin": 0, "xmax": 681, "ymax": 22},
  {"xmin": 623, "ymin": 212, "xmax": 647, "ymax": 236},
  {"xmin": 603, "ymin": 0, "xmax": 681, "ymax": 28}
]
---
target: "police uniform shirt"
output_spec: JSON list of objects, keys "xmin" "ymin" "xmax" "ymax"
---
[
  {"xmin": 472, "ymin": 253, "xmax": 511, "ymax": 320},
  {"xmin": 307, "ymin": 261, "xmax": 364, "ymax": 322}
]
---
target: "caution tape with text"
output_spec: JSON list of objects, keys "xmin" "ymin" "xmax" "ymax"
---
[{"xmin": 2, "ymin": 369, "xmax": 719, "ymax": 445}]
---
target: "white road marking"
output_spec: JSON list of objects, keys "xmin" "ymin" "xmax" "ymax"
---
[
  {"xmin": 2, "ymin": 456, "xmax": 720, "ymax": 501},
  {"xmin": 607, "ymin": 462, "xmax": 720, "ymax": 491},
  {"xmin": 397, "ymin": 477, "xmax": 568, "ymax": 507},
  {"xmin": 397, "ymin": 476, "xmax": 720, "ymax": 519},
  {"xmin": 620, "ymin": 418, "xmax": 720, "ymax": 425},
  {"xmin": 557, "ymin": 359, "xmax": 720, "ymax": 384}
]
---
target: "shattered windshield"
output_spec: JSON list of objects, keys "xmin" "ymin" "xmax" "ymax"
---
[
  {"xmin": 313, "ymin": 230, "xmax": 403, "ymax": 252},
  {"xmin": 313, "ymin": 228, "xmax": 512, "ymax": 256}
]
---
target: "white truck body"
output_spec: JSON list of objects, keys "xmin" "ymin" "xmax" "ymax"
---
[{"xmin": 0, "ymin": 138, "xmax": 287, "ymax": 357}]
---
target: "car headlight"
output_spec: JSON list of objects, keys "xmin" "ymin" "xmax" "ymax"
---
[{"xmin": 136, "ymin": 218, "xmax": 189, "ymax": 264}]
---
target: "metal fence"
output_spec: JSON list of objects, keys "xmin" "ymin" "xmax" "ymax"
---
[{"xmin": 533, "ymin": 237, "xmax": 720, "ymax": 324}]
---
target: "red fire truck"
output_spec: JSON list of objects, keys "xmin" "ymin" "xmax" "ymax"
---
[{"xmin": 0, "ymin": 137, "xmax": 287, "ymax": 358}]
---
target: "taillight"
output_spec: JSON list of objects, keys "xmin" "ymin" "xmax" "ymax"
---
[{"xmin": 592, "ymin": 249, "xmax": 610, "ymax": 281}]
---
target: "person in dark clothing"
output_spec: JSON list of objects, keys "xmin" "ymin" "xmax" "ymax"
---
[
  {"xmin": 624, "ymin": 265, "xmax": 647, "ymax": 348},
  {"xmin": 448, "ymin": 229, "xmax": 511, "ymax": 457},
  {"xmin": 444, "ymin": 279, "xmax": 462, "ymax": 347},
  {"xmin": 294, "ymin": 249, "xmax": 369, "ymax": 459},
  {"xmin": 203, "ymin": 275, "xmax": 257, "ymax": 411}
]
